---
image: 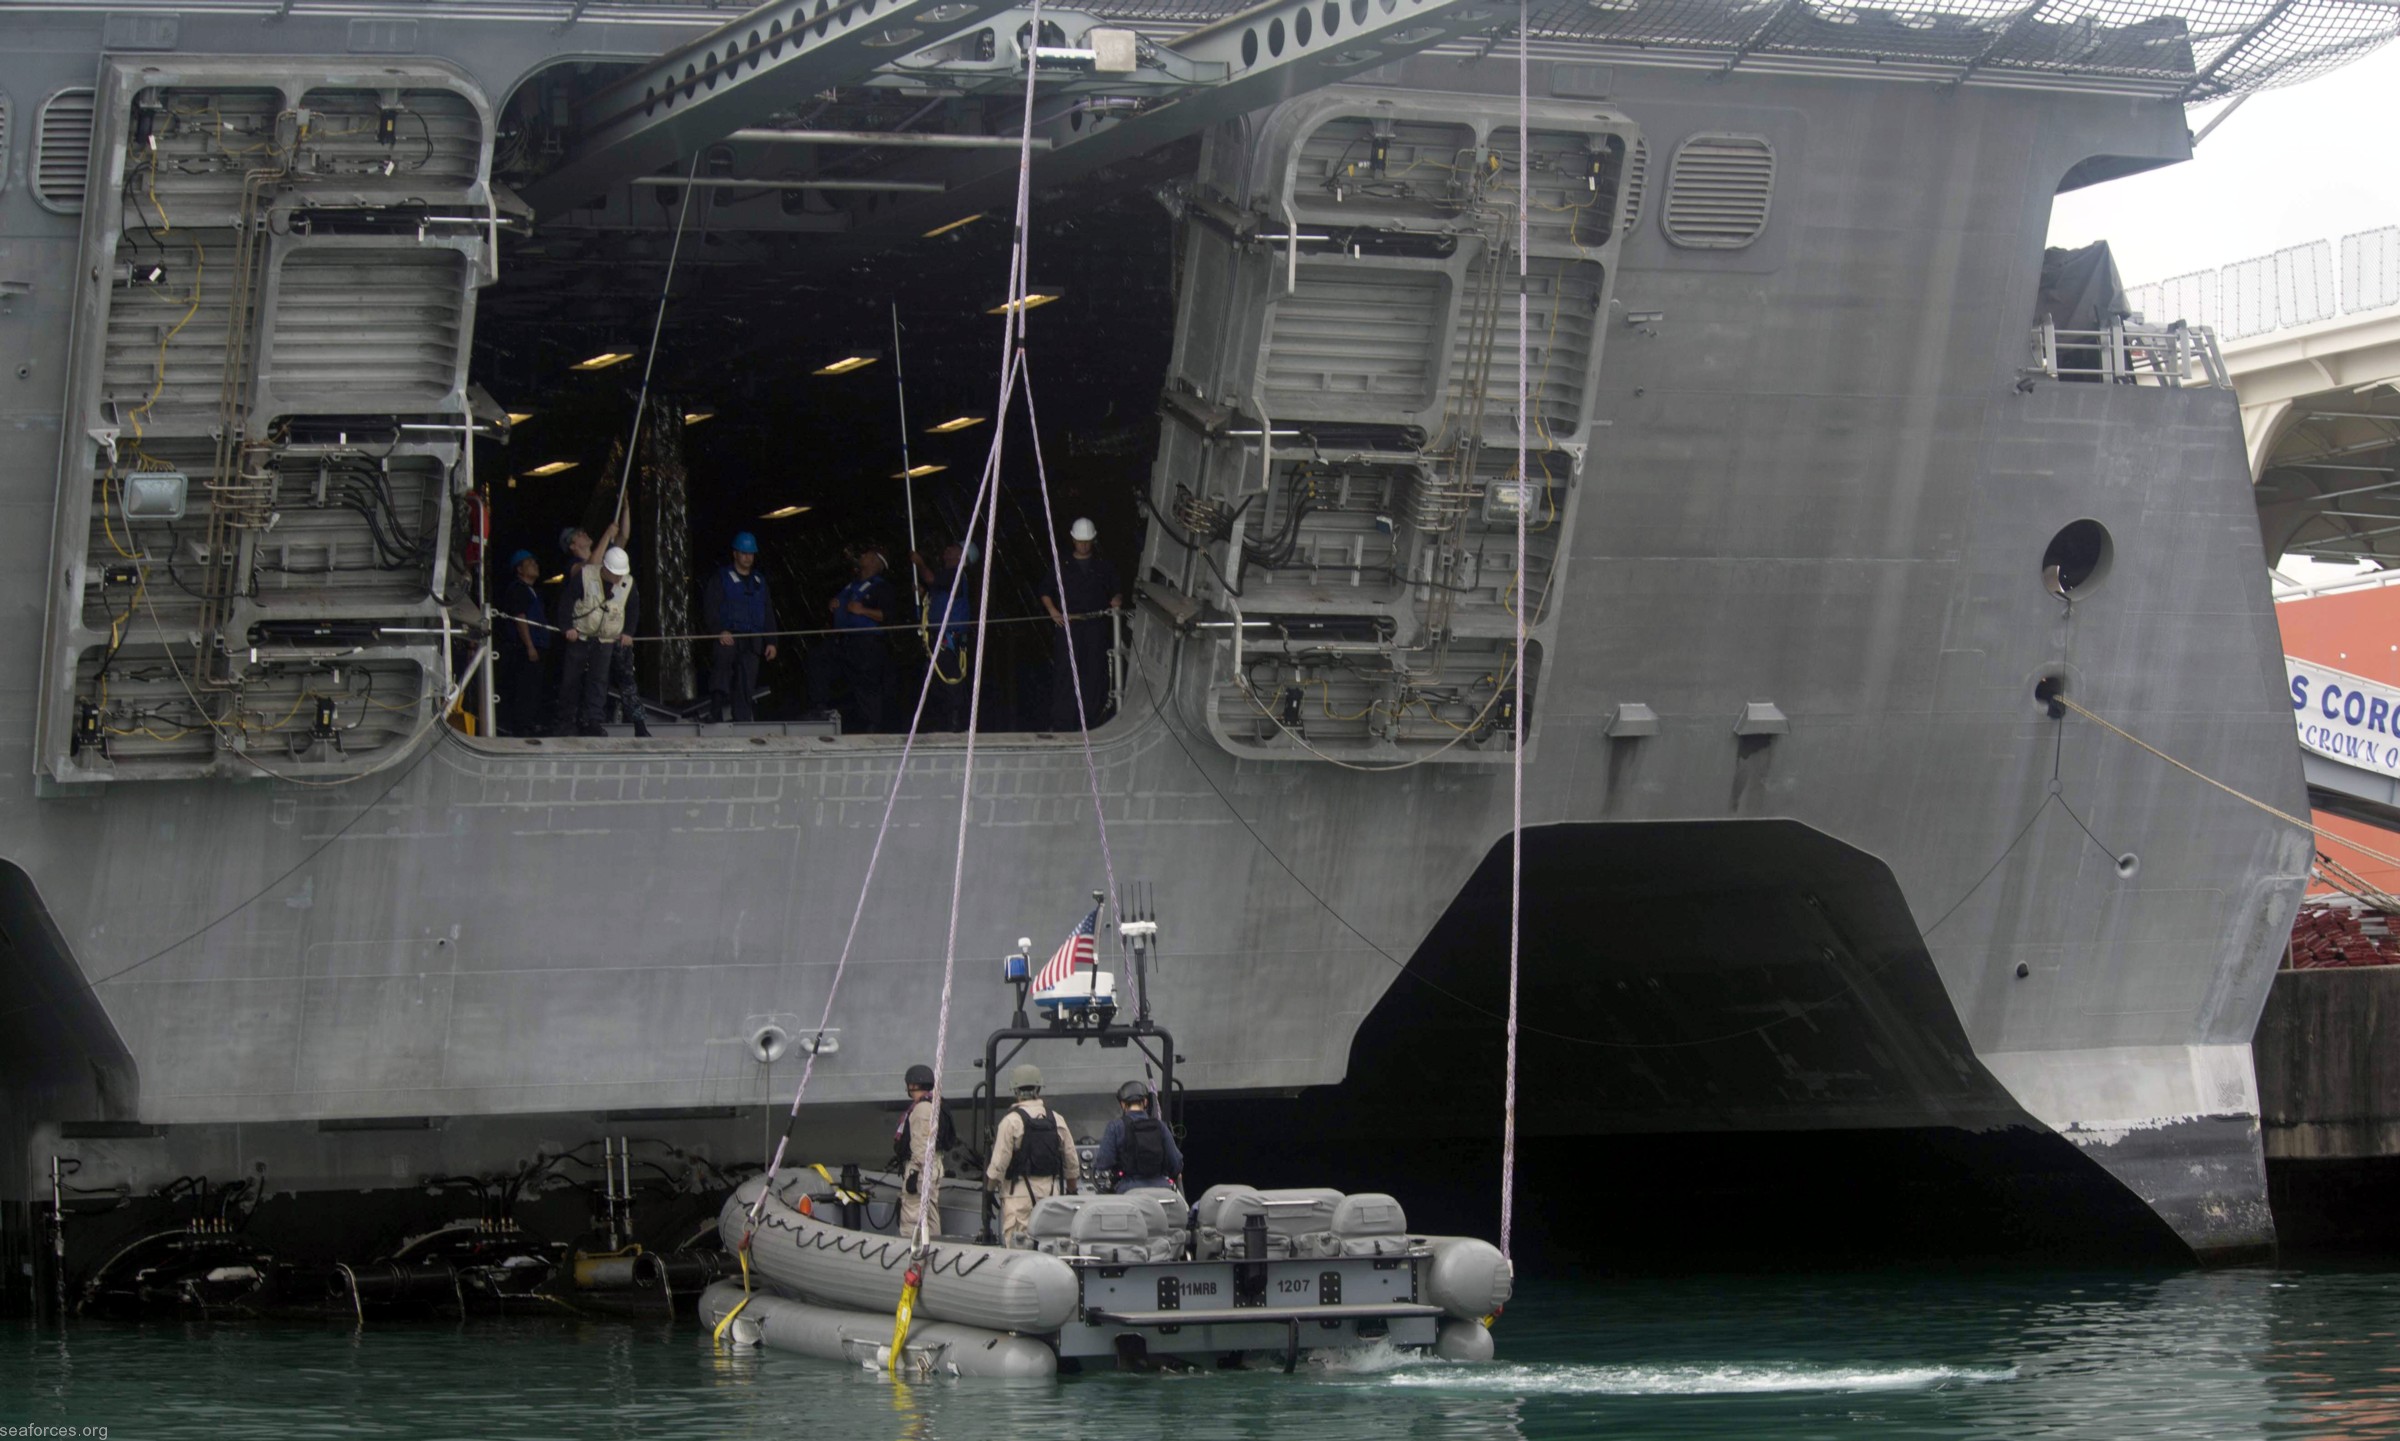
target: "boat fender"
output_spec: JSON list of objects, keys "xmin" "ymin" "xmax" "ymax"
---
[
  {"xmin": 1433, "ymin": 1318, "xmax": 1496, "ymax": 1363},
  {"xmin": 1421, "ymin": 1236, "xmax": 1512, "ymax": 1321}
]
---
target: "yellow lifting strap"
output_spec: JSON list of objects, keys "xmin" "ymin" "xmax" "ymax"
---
[
  {"xmin": 710, "ymin": 1244, "xmax": 756, "ymax": 1348},
  {"xmin": 887, "ymin": 1258, "xmax": 924, "ymax": 1369}
]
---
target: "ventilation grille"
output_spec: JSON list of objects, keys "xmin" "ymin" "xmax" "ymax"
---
[
  {"xmin": 34, "ymin": 87, "xmax": 96, "ymax": 215},
  {"xmin": 1662, "ymin": 134, "xmax": 1773, "ymax": 250},
  {"xmin": 265, "ymin": 248, "xmax": 470, "ymax": 406},
  {"xmin": 1620, "ymin": 138, "xmax": 1649, "ymax": 232},
  {"xmin": 1450, "ymin": 260, "xmax": 1604, "ymax": 439},
  {"xmin": 1264, "ymin": 265, "xmax": 1446, "ymax": 415}
]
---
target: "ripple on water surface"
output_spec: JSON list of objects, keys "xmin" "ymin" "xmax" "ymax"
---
[
  {"xmin": 1375, "ymin": 1360, "xmax": 2019, "ymax": 1395},
  {"xmin": 9, "ymin": 1264, "xmax": 2400, "ymax": 1440}
]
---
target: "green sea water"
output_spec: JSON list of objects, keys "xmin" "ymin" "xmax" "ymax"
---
[{"xmin": 9, "ymin": 1263, "xmax": 2400, "ymax": 1439}]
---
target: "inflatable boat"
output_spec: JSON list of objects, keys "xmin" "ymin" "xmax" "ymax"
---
[
  {"xmin": 702, "ymin": 915, "xmax": 1510, "ymax": 1377},
  {"xmin": 701, "ymin": 1170, "xmax": 1509, "ymax": 1377}
]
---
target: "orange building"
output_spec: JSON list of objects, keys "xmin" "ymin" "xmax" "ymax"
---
[{"xmin": 2277, "ymin": 581, "xmax": 2400, "ymax": 895}]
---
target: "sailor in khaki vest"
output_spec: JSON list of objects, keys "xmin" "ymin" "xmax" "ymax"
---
[
  {"xmin": 558, "ymin": 545, "xmax": 633, "ymax": 736},
  {"xmin": 983, "ymin": 1064, "xmax": 1079, "ymax": 1246},
  {"xmin": 894, "ymin": 1062, "xmax": 952, "ymax": 1241}
]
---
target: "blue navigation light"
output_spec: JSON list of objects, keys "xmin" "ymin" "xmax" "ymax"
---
[{"xmin": 1005, "ymin": 953, "xmax": 1029, "ymax": 983}]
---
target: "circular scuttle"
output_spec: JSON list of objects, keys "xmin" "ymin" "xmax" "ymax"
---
[{"xmin": 2041, "ymin": 518, "xmax": 2113, "ymax": 598}]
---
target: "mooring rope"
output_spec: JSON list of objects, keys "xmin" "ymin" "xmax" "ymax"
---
[
  {"xmin": 2057, "ymin": 692, "xmax": 2400, "ymax": 874},
  {"xmin": 1017, "ymin": 350, "xmax": 1121, "ymax": 913},
  {"xmin": 907, "ymin": 0, "xmax": 1054, "ymax": 1262},
  {"xmin": 1498, "ymin": 0, "xmax": 1530, "ymax": 1270},
  {"xmin": 738, "ymin": 388, "xmax": 1009, "ymax": 1245}
]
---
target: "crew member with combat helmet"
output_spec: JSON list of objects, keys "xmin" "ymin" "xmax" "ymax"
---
[
  {"xmin": 1093, "ymin": 1080, "xmax": 1183, "ymax": 1194},
  {"xmin": 983, "ymin": 1064, "xmax": 1079, "ymax": 1246},
  {"xmin": 894, "ymin": 1062, "xmax": 953, "ymax": 1241}
]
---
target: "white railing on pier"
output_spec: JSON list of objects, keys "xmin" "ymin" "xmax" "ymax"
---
[{"xmin": 2129, "ymin": 227, "xmax": 2400, "ymax": 342}]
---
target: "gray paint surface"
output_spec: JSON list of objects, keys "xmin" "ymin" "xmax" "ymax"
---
[{"xmin": 0, "ymin": 6, "xmax": 2328, "ymax": 1257}]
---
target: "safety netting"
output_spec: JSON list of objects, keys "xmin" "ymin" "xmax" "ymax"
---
[{"xmin": 1067, "ymin": 0, "xmax": 2397, "ymax": 99}]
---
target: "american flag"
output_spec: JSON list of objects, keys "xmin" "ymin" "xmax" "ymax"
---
[{"xmin": 1033, "ymin": 907, "xmax": 1100, "ymax": 991}]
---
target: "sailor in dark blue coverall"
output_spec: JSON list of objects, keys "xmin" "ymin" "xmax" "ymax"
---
[
  {"xmin": 911, "ymin": 540, "xmax": 975, "ymax": 732},
  {"xmin": 703, "ymin": 531, "xmax": 777, "ymax": 723},
  {"xmin": 1038, "ymin": 517, "xmax": 1121, "ymax": 731},
  {"xmin": 495, "ymin": 549, "xmax": 550, "ymax": 736},
  {"xmin": 809, "ymin": 548, "xmax": 893, "ymax": 733}
]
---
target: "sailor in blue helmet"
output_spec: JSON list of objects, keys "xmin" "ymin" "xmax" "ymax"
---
[
  {"xmin": 495, "ymin": 548, "xmax": 550, "ymax": 736},
  {"xmin": 703, "ymin": 531, "xmax": 778, "ymax": 723}
]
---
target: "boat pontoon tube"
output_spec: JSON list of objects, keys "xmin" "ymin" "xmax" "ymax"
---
[{"xmin": 720, "ymin": 1174, "xmax": 1079, "ymax": 1333}]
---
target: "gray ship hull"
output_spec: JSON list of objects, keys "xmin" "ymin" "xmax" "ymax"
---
[{"xmin": 0, "ymin": 0, "xmax": 2329, "ymax": 1268}]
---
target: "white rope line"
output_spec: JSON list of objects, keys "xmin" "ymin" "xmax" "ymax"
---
[
  {"xmin": 612, "ymin": 151, "xmax": 703, "ymax": 524},
  {"xmin": 506, "ymin": 607, "xmax": 1108, "ymax": 644},
  {"xmin": 1017, "ymin": 350, "xmax": 1121, "ymax": 916},
  {"xmin": 911, "ymin": 0, "xmax": 1050, "ymax": 1255},
  {"xmin": 1500, "ymin": 0, "xmax": 1529, "ymax": 1266},
  {"xmin": 739, "ymin": 381, "xmax": 1009, "ymax": 1239}
]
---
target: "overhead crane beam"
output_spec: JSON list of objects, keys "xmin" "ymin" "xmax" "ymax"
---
[
  {"xmin": 830, "ymin": 0, "xmax": 1515, "ymax": 251},
  {"xmin": 522, "ymin": 0, "xmax": 1024, "ymax": 214}
]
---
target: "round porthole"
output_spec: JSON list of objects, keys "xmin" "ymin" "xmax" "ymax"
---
[{"xmin": 2041, "ymin": 518, "xmax": 2113, "ymax": 599}]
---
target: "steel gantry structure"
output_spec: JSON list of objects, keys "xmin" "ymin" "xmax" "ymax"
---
[{"xmin": 523, "ymin": 0, "xmax": 1517, "ymax": 249}]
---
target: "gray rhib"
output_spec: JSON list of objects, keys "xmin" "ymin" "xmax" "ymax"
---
[{"xmin": 699, "ymin": 905, "xmax": 1510, "ymax": 1377}]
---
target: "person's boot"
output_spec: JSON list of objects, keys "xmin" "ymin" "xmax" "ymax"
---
[{"xmin": 631, "ymin": 713, "xmax": 652, "ymax": 739}]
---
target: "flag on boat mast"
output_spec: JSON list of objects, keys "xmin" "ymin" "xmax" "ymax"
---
[{"xmin": 1034, "ymin": 907, "xmax": 1100, "ymax": 992}]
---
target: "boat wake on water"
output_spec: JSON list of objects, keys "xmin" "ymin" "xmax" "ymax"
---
[{"xmin": 1370, "ymin": 1361, "xmax": 2019, "ymax": 1395}]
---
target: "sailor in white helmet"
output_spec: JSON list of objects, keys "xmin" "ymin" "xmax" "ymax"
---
[
  {"xmin": 549, "ymin": 494, "xmax": 633, "ymax": 737},
  {"xmin": 1036, "ymin": 517, "xmax": 1122, "ymax": 731},
  {"xmin": 560, "ymin": 543, "xmax": 635, "ymax": 737}
]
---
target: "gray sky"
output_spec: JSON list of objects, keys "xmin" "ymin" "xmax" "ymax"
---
[
  {"xmin": 2041, "ymin": 43, "xmax": 2400, "ymax": 589},
  {"xmin": 2047, "ymin": 42, "xmax": 2400, "ymax": 286}
]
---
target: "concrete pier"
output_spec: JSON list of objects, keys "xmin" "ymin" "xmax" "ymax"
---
[{"xmin": 2255, "ymin": 966, "xmax": 2400, "ymax": 1161}]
